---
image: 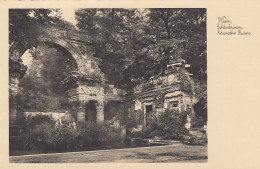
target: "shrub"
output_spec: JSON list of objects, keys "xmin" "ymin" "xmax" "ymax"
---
[
  {"xmin": 126, "ymin": 117, "xmax": 138, "ymax": 129},
  {"xmin": 23, "ymin": 122, "xmax": 56, "ymax": 150},
  {"xmin": 130, "ymin": 110, "xmax": 189, "ymax": 141},
  {"xmin": 130, "ymin": 131, "xmax": 149, "ymax": 139},
  {"xmin": 191, "ymin": 116, "xmax": 205, "ymax": 128},
  {"xmin": 182, "ymin": 135, "xmax": 202, "ymax": 146},
  {"xmin": 23, "ymin": 120, "xmax": 122, "ymax": 151},
  {"xmin": 25, "ymin": 114, "xmax": 55, "ymax": 132},
  {"xmin": 76, "ymin": 122, "xmax": 121, "ymax": 147},
  {"xmin": 157, "ymin": 110, "xmax": 189, "ymax": 140},
  {"xmin": 75, "ymin": 122, "xmax": 100, "ymax": 147},
  {"xmin": 52, "ymin": 127, "xmax": 82, "ymax": 150}
]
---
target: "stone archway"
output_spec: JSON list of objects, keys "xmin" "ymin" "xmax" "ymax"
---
[
  {"xmin": 10, "ymin": 39, "xmax": 84, "ymax": 73},
  {"xmin": 9, "ymin": 26, "xmax": 94, "ymax": 126},
  {"xmin": 9, "ymin": 25, "xmax": 123, "ymax": 132}
]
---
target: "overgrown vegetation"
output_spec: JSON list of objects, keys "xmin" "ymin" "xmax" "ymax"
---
[
  {"xmin": 128, "ymin": 109, "xmax": 206, "ymax": 145},
  {"xmin": 20, "ymin": 115, "xmax": 122, "ymax": 152},
  {"xmin": 17, "ymin": 44, "xmax": 77, "ymax": 112},
  {"xmin": 10, "ymin": 9, "xmax": 207, "ymax": 150},
  {"xmin": 130, "ymin": 110, "xmax": 189, "ymax": 140},
  {"xmin": 10, "ymin": 9, "xmax": 207, "ymax": 122}
]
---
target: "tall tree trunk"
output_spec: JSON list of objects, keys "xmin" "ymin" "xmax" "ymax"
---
[{"xmin": 161, "ymin": 9, "xmax": 171, "ymax": 39}]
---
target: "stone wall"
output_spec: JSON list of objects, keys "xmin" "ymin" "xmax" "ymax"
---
[
  {"xmin": 24, "ymin": 112, "xmax": 66, "ymax": 121},
  {"xmin": 128, "ymin": 61, "xmax": 194, "ymax": 129}
]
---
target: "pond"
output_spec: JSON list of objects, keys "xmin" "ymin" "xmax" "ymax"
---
[{"xmin": 10, "ymin": 139, "xmax": 170, "ymax": 156}]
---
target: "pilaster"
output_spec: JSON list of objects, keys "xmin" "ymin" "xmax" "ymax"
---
[{"xmin": 96, "ymin": 101, "xmax": 104, "ymax": 123}]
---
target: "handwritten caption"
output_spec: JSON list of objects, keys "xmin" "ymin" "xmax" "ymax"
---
[{"xmin": 217, "ymin": 16, "xmax": 251, "ymax": 35}]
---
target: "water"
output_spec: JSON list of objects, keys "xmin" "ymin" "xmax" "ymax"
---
[
  {"xmin": 86, "ymin": 140, "xmax": 167, "ymax": 151},
  {"xmin": 10, "ymin": 140, "xmax": 168, "ymax": 156}
]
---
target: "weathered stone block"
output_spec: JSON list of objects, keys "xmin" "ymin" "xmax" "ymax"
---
[{"xmin": 77, "ymin": 112, "xmax": 85, "ymax": 122}]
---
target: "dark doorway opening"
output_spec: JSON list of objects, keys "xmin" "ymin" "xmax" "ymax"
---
[
  {"xmin": 146, "ymin": 105, "xmax": 153, "ymax": 113},
  {"xmin": 85, "ymin": 100, "xmax": 97, "ymax": 122},
  {"xmin": 145, "ymin": 105, "xmax": 153, "ymax": 126}
]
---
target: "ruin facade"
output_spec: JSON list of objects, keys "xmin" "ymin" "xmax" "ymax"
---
[{"xmin": 9, "ymin": 25, "xmax": 194, "ymax": 131}]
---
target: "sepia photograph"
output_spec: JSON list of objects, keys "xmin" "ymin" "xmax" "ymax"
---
[{"xmin": 8, "ymin": 8, "xmax": 207, "ymax": 163}]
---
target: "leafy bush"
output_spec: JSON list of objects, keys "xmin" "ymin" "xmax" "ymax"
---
[
  {"xmin": 22, "ymin": 119, "xmax": 122, "ymax": 151},
  {"xmin": 126, "ymin": 117, "xmax": 138, "ymax": 129},
  {"xmin": 182, "ymin": 135, "xmax": 202, "ymax": 146},
  {"xmin": 23, "ymin": 122, "xmax": 56, "ymax": 150},
  {"xmin": 52, "ymin": 127, "xmax": 82, "ymax": 150},
  {"xmin": 191, "ymin": 116, "xmax": 205, "ymax": 128},
  {"xmin": 154, "ymin": 110, "xmax": 189, "ymax": 140},
  {"xmin": 25, "ymin": 114, "xmax": 55, "ymax": 131},
  {"xmin": 76, "ymin": 122, "xmax": 121, "ymax": 147},
  {"xmin": 129, "ymin": 110, "xmax": 189, "ymax": 141},
  {"xmin": 130, "ymin": 131, "xmax": 149, "ymax": 139}
]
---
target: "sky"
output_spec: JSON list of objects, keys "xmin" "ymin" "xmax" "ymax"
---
[
  {"xmin": 22, "ymin": 9, "xmax": 77, "ymax": 66},
  {"xmin": 59, "ymin": 8, "xmax": 77, "ymax": 26}
]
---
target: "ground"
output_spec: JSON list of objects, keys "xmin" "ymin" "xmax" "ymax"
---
[{"xmin": 10, "ymin": 144, "xmax": 207, "ymax": 163}]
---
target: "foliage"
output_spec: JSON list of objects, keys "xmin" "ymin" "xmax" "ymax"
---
[
  {"xmin": 23, "ymin": 121, "xmax": 82, "ymax": 151},
  {"xmin": 130, "ymin": 110, "xmax": 189, "ymax": 141},
  {"xmin": 75, "ymin": 8, "xmax": 207, "ymax": 119},
  {"xmin": 75, "ymin": 8, "xmax": 206, "ymax": 81},
  {"xmin": 23, "ymin": 122, "xmax": 56, "ymax": 150},
  {"xmin": 76, "ymin": 9, "xmax": 144, "ymax": 86},
  {"xmin": 10, "ymin": 9, "xmax": 52, "ymax": 45},
  {"xmin": 76, "ymin": 122, "xmax": 122, "ymax": 146},
  {"xmin": 25, "ymin": 114, "xmax": 55, "ymax": 130},
  {"xmin": 126, "ymin": 117, "xmax": 139, "ymax": 129},
  {"xmin": 9, "ymin": 9, "xmax": 76, "ymax": 46},
  {"xmin": 190, "ymin": 116, "xmax": 205, "ymax": 128},
  {"xmin": 182, "ymin": 135, "xmax": 202, "ymax": 146},
  {"xmin": 153, "ymin": 110, "xmax": 189, "ymax": 140},
  {"xmin": 22, "ymin": 115, "xmax": 122, "ymax": 151},
  {"xmin": 11, "ymin": 8, "xmax": 207, "ymax": 126},
  {"xmin": 18, "ymin": 44, "xmax": 76, "ymax": 112}
]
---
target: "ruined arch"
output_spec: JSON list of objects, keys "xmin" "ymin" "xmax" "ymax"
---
[
  {"xmin": 9, "ymin": 28, "xmax": 90, "ymax": 125},
  {"xmin": 9, "ymin": 37, "xmax": 86, "ymax": 74},
  {"xmin": 9, "ymin": 26, "xmax": 122, "ymax": 126}
]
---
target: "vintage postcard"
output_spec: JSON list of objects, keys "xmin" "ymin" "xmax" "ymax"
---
[{"xmin": 0, "ymin": 0, "xmax": 259, "ymax": 169}]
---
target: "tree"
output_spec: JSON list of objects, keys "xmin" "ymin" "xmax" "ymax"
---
[
  {"xmin": 13, "ymin": 8, "xmax": 207, "ymax": 123},
  {"xmin": 10, "ymin": 9, "xmax": 54, "ymax": 45},
  {"xmin": 146, "ymin": 8, "xmax": 207, "ymax": 122},
  {"xmin": 9, "ymin": 9, "xmax": 79, "ymax": 112},
  {"xmin": 9, "ymin": 9, "xmax": 76, "ymax": 48},
  {"xmin": 18, "ymin": 44, "xmax": 77, "ymax": 112},
  {"xmin": 75, "ymin": 8, "xmax": 207, "ymax": 123}
]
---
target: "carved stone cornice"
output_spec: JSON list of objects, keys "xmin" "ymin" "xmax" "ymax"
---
[{"xmin": 63, "ymin": 71, "xmax": 103, "ymax": 89}]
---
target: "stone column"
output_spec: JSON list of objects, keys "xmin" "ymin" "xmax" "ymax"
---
[
  {"xmin": 143, "ymin": 104, "xmax": 146, "ymax": 128},
  {"xmin": 9, "ymin": 88, "xmax": 18, "ymax": 125},
  {"xmin": 96, "ymin": 101, "xmax": 104, "ymax": 123},
  {"xmin": 9, "ymin": 59, "xmax": 27, "ymax": 149},
  {"xmin": 9, "ymin": 59, "xmax": 27, "ymax": 125},
  {"xmin": 77, "ymin": 101, "xmax": 86, "ymax": 122}
]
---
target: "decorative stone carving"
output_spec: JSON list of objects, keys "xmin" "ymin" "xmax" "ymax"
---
[
  {"xmin": 79, "ymin": 86, "xmax": 100, "ymax": 95},
  {"xmin": 96, "ymin": 101, "xmax": 104, "ymax": 123},
  {"xmin": 185, "ymin": 114, "xmax": 191, "ymax": 129},
  {"xmin": 134, "ymin": 100, "xmax": 142, "ymax": 110},
  {"xmin": 154, "ymin": 94, "xmax": 164, "ymax": 108}
]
